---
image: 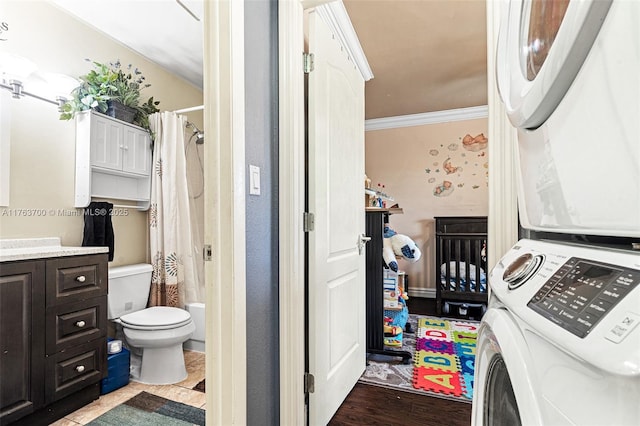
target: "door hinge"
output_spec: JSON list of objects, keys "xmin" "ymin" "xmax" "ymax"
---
[
  {"xmin": 303, "ymin": 212, "xmax": 315, "ymax": 232},
  {"xmin": 204, "ymin": 244, "xmax": 212, "ymax": 261},
  {"xmin": 303, "ymin": 52, "xmax": 314, "ymax": 74},
  {"xmin": 304, "ymin": 372, "xmax": 315, "ymax": 394}
]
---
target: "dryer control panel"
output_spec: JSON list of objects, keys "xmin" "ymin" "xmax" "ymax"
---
[{"xmin": 528, "ymin": 258, "xmax": 640, "ymax": 338}]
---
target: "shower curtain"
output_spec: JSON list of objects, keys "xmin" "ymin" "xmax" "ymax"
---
[{"xmin": 148, "ymin": 111, "xmax": 203, "ymax": 308}]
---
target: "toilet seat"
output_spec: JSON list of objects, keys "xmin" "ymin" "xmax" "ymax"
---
[{"xmin": 120, "ymin": 306, "xmax": 192, "ymax": 330}]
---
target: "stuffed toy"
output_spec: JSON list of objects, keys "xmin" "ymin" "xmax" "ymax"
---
[{"xmin": 382, "ymin": 226, "xmax": 422, "ymax": 272}]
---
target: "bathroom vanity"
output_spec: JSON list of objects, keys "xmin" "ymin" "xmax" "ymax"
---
[{"xmin": 0, "ymin": 238, "xmax": 109, "ymax": 425}]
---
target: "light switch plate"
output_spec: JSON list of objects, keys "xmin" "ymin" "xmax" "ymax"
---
[{"xmin": 249, "ymin": 165, "xmax": 261, "ymax": 195}]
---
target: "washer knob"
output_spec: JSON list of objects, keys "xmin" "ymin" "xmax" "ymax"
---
[{"xmin": 503, "ymin": 253, "xmax": 544, "ymax": 289}]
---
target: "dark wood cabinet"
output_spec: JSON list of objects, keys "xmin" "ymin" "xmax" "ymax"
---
[
  {"xmin": 0, "ymin": 254, "xmax": 108, "ymax": 425},
  {"xmin": 0, "ymin": 261, "xmax": 46, "ymax": 424}
]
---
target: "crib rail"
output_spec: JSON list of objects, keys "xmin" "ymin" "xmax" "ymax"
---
[{"xmin": 434, "ymin": 216, "xmax": 488, "ymax": 319}]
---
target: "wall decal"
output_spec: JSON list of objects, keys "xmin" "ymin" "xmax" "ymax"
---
[
  {"xmin": 443, "ymin": 158, "xmax": 460, "ymax": 174},
  {"xmin": 427, "ymin": 132, "xmax": 489, "ymax": 198},
  {"xmin": 461, "ymin": 133, "xmax": 488, "ymax": 152},
  {"xmin": 433, "ymin": 180, "xmax": 453, "ymax": 197}
]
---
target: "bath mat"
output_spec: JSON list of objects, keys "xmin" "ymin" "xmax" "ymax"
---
[
  {"xmin": 87, "ymin": 391, "xmax": 205, "ymax": 425},
  {"xmin": 358, "ymin": 314, "xmax": 478, "ymax": 403},
  {"xmin": 194, "ymin": 379, "xmax": 205, "ymax": 393},
  {"xmin": 412, "ymin": 317, "xmax": 478, "ymax": 401}
]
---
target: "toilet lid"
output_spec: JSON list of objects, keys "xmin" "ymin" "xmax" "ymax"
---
[{"xmin": 120, "ymin": 306, "xmax": 192, "ymax": 329}]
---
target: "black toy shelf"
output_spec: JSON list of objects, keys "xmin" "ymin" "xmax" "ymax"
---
[{"xmin": 365, "ymin": 210, "xmax": 412, "ymax": 364}]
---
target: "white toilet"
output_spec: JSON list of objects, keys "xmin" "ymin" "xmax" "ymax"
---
[{"xmin": 107, "ymin": 263, "xmax": 196, "ymax": 385}]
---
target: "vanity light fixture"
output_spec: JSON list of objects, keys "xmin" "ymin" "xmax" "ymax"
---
[{"xmin": 0, "ymin": 52, "xmax": 79, "ymax": 112}]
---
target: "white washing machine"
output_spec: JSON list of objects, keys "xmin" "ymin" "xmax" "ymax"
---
[
  {"xmin": 472, "ymin": 239, "xmax": 640, "ymax": 425},
  {"xmin": 473, "ymin": 0, "xmax": 640, "ymax": 424}
]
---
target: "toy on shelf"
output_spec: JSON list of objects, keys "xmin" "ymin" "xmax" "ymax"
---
[
  {"xmin": 382, "ymin": 270, "xmax": 410, "ymax": 348},
  {"xmin": 382, "ymin": 225, "xmax": 421, "ymax": 272}
]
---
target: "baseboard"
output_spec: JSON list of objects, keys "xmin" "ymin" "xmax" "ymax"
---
[
  {"xmin": 408, "ymin": 288, "xmax": 436, "ymax": 299},
  {"xmin": 184, "ymin": 340, "xmax": 205, "ymax": 353}
]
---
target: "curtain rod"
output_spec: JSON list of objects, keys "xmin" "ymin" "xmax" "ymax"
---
[{"xmin": 173, "ymin": 104, "xmax": 204, "ymax": 114}]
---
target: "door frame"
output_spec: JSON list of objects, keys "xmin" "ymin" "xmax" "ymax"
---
[
  {"xmin": 203, "ymin": 1, "xmax": 247, "ymax": 425},
  {"xmin": 278, "ymin": 0, "xmax": 306, "ymax": 424},
  {"xmin": 486, "ymin": 0, "xmax": 519, "ymax": 271}
]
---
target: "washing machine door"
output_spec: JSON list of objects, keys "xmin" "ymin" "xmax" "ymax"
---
[
  {"xmin": 496, "ymin": 0, "xmax": 611, "ymax": 129},
  {"xmin": 472, "ymin": 307, "xmax": 543, "ymax": 426}
]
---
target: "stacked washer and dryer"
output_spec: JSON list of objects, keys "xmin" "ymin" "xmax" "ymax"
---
[{"xmin": 472, "ymin": 0, "xmax": 639, "ymax": 425}]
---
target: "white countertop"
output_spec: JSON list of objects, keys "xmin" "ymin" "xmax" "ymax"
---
[{"xmin": 0, "ymin": 237, "xmax": 109, "ymax": 262}]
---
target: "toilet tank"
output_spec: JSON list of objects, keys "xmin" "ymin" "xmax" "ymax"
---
[{"xmin": 108, "ymin": 263, "xmax": 153, "ymax": 319}]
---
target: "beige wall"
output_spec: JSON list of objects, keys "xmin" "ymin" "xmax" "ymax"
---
[
  {"xmin": 0, "ymin": 1, "xmax": 203, "ymax": 266},
  {"xmin": 365, "ymin": 118, "xmax": 488, "ymax": 294}
]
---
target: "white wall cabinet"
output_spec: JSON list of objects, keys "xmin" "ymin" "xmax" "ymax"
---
[{"xmin": 75, "ymin": 111, "xmax": 152, "ymax": 210}]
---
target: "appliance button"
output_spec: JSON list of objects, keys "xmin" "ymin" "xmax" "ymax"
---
[
  {"xmin": 600, "ymin": 285, "xmax": 630, "ymax": 303},
  {"xmin": 576, "ymin": 312, "xmax": 598, "ymax": 329},
  {"xmin": 605, "ymin": 312, "xmax": 640, "ymax": 344}
]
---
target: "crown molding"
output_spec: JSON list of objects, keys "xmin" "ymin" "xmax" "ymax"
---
[
  {"xmin": 315, "ymin": 1, "xmax": 374, "ymax": 81},
  {"xmin": 365, "ymin": 105, "xmax": 489, "ymax": 131}
]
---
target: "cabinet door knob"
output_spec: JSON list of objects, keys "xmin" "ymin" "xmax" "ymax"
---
[
  {"xmin": 75, "ymin": 320, "xmax": 86, "ymax": 328},
  {"xmin": 76, "ymin": 275, "xmax": 86, "ymax": 283},
  {"xmin": 75, "ymin": 365, "xmax": 85, "ymax": 373}
]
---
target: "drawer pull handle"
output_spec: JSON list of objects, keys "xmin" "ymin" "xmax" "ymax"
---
[
  {"xmin": 75, "ymin": 365, "xmax": 85, "ymax": 373},
  {"xmin": 76, "ymin": 275, "xmax": 86, "ymax": 283},
  {"xmin": 75, "ymin": 320, "xmax": 86, "ymax": 328}
]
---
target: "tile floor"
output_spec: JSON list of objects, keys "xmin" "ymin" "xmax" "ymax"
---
[{"xmin": 50, "ymin": 350, "xmax": 206, "ymax": 426}]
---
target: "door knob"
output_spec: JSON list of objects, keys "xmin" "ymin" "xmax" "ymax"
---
[{"xmin": 357, "ymin": 234, "xmax": 372, "ymax": 255}]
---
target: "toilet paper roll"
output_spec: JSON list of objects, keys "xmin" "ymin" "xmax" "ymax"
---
[{"xmin": 107, "ymin": 339, "xmax": 123, "ymax": 354}]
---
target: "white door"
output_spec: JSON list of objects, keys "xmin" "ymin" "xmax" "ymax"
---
[{"xmin": 307, "ymin": 10, "xmax": 366, "ymax": 426}]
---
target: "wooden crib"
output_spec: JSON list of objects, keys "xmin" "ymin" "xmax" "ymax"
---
[{"xmin": 434, "ymin": 216, "xmax": 488, "ymax": 320}]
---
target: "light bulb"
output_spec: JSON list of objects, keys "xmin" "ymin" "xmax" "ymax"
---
[
  {"xmin": 26, "ymin": 71, "xmax": 79, "ymax": 100},
  {"xmin": 0, "ymin": 52, "xmax": 37, "ymax": 84}
]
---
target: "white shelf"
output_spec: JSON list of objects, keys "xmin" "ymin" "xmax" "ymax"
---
[{"xmin": 364, "ymin": 188, "xmax": 394, "ymax": 201}]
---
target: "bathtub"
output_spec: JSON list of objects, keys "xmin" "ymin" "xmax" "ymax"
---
[{"xmin": 184, "ymin": 302, "xmax": 205, "ymax": 352}]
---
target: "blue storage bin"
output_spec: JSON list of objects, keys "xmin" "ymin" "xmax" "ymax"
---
[{"xmin": 100, "ymin": 340, "xmax": 130, "ymax": 395}]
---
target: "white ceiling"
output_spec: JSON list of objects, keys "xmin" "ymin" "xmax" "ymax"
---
[
  {"xmin": 51, "ymin": 0, "xmax": 488, "ymax": 119},
  {"xmin": 51, "ymin": 0, "xmax": 204, "ymax": 89}
]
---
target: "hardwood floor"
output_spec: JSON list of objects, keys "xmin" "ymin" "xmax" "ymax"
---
[
  {"xmin": 329, "ymin": 297, "xmax": 473, "ymax": 426},
  {"xmin": 329, "ymin": 383, "xmax": 472, "ymax": 426}
]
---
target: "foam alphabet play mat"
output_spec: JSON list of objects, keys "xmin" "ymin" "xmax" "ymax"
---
[{"xmin": 412, "ymin": 317, "xmax": 478, "ymax": 401}]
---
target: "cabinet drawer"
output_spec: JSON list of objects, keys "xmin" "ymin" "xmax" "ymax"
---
[
  {"xmin": 46, "ymin": 254, "xmax": 108, "ymax": 306},
  {"xmin": 46, "ymin": 297, "xmax": 107, "ymax": 354},
  {"xmin": 45, "ymin": 339, "xmax": 106, "ymax": 404}
]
